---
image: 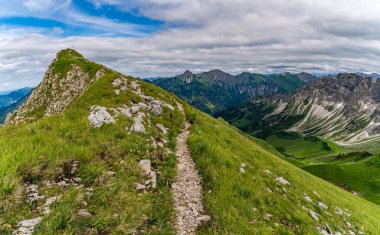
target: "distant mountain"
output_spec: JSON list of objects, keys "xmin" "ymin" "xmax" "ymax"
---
[
  {"xmin": 0, "ymin": 90, "xmax": 31, "ymax": 123},
  {"xmin": 152, "ymin": 70, "xmax": 316, "ymax": 114},
  {"xmin": 0, "ymin": 87, "xmax": 33, "ymax": 109},
  {"xmin": 356, "ymin": 72, "xmax": 380, "ymax": 79},
  {"xmin": 218, "ymin": 73, "xmax": 380, "ymax": 145}
]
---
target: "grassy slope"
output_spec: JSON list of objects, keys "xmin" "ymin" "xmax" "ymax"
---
[
  {"xmin": 217, "ymin": 100, "xmax": 380, "ymax": 206},
  {"xmin": 185, "ymin": 107, "xmax": 380, "ymax": 234},
  {"xmin": 302, "ymin": 153, "xmax": 380, "ymax": 205},
  {"xmin": 266, "ymin": 132, "xmax": 343, "ymax": 159},
  {"xmin": 0, "ymin": 52, "xmax": 185, "ymax": 234}
]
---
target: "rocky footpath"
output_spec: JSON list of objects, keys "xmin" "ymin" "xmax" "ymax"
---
[{"xmin": 172, "ymin": 103, "xmax": 210, "ymax": 234}]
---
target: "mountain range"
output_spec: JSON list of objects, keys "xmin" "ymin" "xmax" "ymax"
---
[
  {"xmin": 1, "ymin": 49, "xmax": 378, "ymax": 234},
  {"xmin": 151, "ymin": 70, "xmax": 317, "ymax": 114},
  {"xmin": 0, "ymin": 87, "xmax": 33, "ymax": 109},
  {"xmin": 219, "ymin": 73, "xmax": 380, "ymax": 145},
  {"xmin": 217, "ymin": 73, "xmax": 380, "ymax": 205},
  {"xmin": 0, "ymin": 87, "xmax": 33, "ymax": 124}
]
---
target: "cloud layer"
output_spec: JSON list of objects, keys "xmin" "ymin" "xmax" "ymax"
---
[{"xmin": 1, "ymin": 0, "xmax": 380, "ymax": 90}]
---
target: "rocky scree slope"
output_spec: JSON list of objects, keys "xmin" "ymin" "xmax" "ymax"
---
[
  {"xmin": 219, "ymin": 73, "xmax": 380, "ymax": 145},
  {"xmin": 6, "ymin": 50, "xmax": 106, "ymax": 125},
  {"xmin": 152, "ymin": 70, "xmax": 313, "ymax": 114}
]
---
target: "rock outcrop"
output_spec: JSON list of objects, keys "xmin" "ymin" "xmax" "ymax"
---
[{"xmin": 7, "ymin": 49, "xmax": 106, "ymax": 124}]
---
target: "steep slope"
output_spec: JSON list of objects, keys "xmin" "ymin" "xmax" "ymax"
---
[
  {"xmin": 186, "ymin": 107, "xmax": 380, "ymax": 234},
  {"xmin": 6, "ymin": 50, "xmax": 106, "ymax": 124},
  {"xmin": 1, "ymin": 49, "xmax": 379, "ymax": 234},
  {"xmin": 152, "ymin": 70, "xmax": 313, "ymax": 114},
  {"xmin": 0, "ymin": 49, "xmax": 186, "ymax": 234}
]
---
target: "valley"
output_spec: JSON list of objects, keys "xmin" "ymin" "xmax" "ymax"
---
[
  {"xmin": 153, "ymin": 69, "xmax": 380, "ymax": 207},
  {"xmin": 215, "ymin": 73, "xmax": 380, "ymax": 206}
]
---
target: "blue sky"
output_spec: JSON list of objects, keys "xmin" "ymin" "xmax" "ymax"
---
[
  {"xmin": 1, "ymin": 0, "xmax": 380, "ymax": 91},
  {"xmin": 0, "ymin": 0, "xmax": 164, "ymax": 37}
]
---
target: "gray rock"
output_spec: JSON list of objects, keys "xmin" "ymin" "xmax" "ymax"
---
[
  {"xmin": 308, "ymin": 210, "xmax": 319, "ymax": 221},
  {"xmin": 112, "ymin": 77, "xmax": 125, "ymax": 87},
  {"xmin": 107, "ymin": 171, "xmax": 116, "ymax": 177},
  {"xmin": 130, "ymin": 81, "xmax": 139, "ymax": 90},
  {"xmin": 276, "ymin": 176, "xmax": 290, "ymax": 185},
  {"xmin": 129, "ymin": 112, "xmax": 145, "ymax": 133},
  {"xmin": 139, "ymin": 160, "xmax": 151, "ymax": 174},
  {"xmin": 77, "ymin": 209, "xmax": 92, "ymax": 217},
  {"xmin": 88, "ymin": 106, "xmax": 116, "ymax": 128},
  {"xmin": 151, "ymin": 104, "xmax": 163, "ymax": 116},
  {"xmin": 117, "ymin": 107, "xmax": 132, "ymax": 117},
  {"xmin": 149, "ymin": 171, "xmax": 157, "ymax": 189},
  {"xmin": 18, "ymin": 217, "xmax": 42, "ymax": 227},
  {"xmin": 163, "ymin": 103, "xmax": 175, "ymax": 111},
  {"xmin": 318, "ymin": 202, "xmax": 328, "ymax": 210},
  {"xmin": 136, "ymin": 183, "xmax": 146, "ymax": 191},
  {"xmin": 156, "ymin": 124, "xmax": 168, "ymax": 134}
]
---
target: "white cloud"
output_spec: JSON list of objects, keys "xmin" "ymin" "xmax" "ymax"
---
[
  {"xmin": 23, "ymin": 0, "xmax": 55, "ymax": 12},
  {"xmin": 52, "ymin": 27, "xmax": 64, "ymax": 35},
  {"xmin": 2, "ymin": 0, "xmax": 380, "ymax": 91}
]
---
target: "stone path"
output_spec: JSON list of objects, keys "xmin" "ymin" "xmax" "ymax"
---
[{"xmin": 172, "ymin": 102, "xmax": 210, "ymax": 235}]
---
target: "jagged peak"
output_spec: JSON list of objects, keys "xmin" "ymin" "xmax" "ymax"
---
[{"xmin": 176, "ymin": 70, "xmax": 195, "ymax": 83}]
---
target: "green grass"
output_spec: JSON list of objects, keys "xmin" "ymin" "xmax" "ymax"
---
[
  {"xmin": 185, "ymin": 106, "xmax": 380, "ymax": 234},
  {"xmin": 0, "ymin": 56, "xmax": 184, "ymax": 234},
  {"xmin": 301, "ymin": 153, "xmax": 380, "ymax": 205},
  {"xmin": 266, "ymin": 132, "xmax": 343, "ymax": 159}
]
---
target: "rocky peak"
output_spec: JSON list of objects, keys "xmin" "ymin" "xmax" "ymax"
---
[
  {"xmin": 176, "ymin": 70, "xmax": 194, "ymax": 83},
  {"xmin": 6, "ymin": 49, "xmax": 106, "ymax": 124},
  {"xmin": 297, "ymin": 72, "xmax": 317, "ymax": 83}
]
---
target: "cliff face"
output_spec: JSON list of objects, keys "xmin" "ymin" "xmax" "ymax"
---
[{"xmin": 7, "ymin": 49, "xmax": 106, "ymax": 124}]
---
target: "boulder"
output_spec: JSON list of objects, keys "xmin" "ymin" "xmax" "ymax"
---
[
  {"xmin": 129, "ymin": 112, "xmax": 145, "ymax": 133},
  {"xmin": 88, "ymin": 106, "xmax": 115, "ymax": 128},
  {"xmin": 139, "ymin": 160, "xmax": 151, "ymax": 174},
  {"xmin": 151, "ymin": 104, "xmax": 163, "ymax": 116}
]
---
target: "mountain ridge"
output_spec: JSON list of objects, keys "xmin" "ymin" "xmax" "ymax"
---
[
  {"xmin": 152, "ymin": 70, "xmax": 314, "ymax": 114},
  {"xmin": 0, "ymin": 49, "xmax": 379, "ymax": 234}
]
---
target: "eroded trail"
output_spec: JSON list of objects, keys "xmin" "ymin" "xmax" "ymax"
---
[{"xmin": 172, "ymin": 102, "xmax": 209, "ymax": 235}]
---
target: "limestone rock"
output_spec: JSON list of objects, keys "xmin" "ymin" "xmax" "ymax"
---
[
  {"xmin": 88, "ymin": 106, "xmax": 116, "ymax": 128},
  {"xmin": 129, "ymin": 112, "xmax": 145, "ymax": 133},
  {"xmin": 276, "ymin": 176, "xmax": 290, "ymax": 185},
  {"xmin": 156, "ymin": 124, "xmax": 168, "ymax": 134}
]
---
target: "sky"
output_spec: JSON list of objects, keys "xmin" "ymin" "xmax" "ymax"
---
[{"xmin": 1, "ymin": 0, "xmax": 380, "ymax": 91}]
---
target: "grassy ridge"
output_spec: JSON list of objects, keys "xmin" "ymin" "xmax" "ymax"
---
[
  {"xmin": 185, "ymin": 106, "xmax": 380, "ymax": 234},
  {"xmin": 0, "ymin": 57, "xmax": 184, "ymax": 234}
]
